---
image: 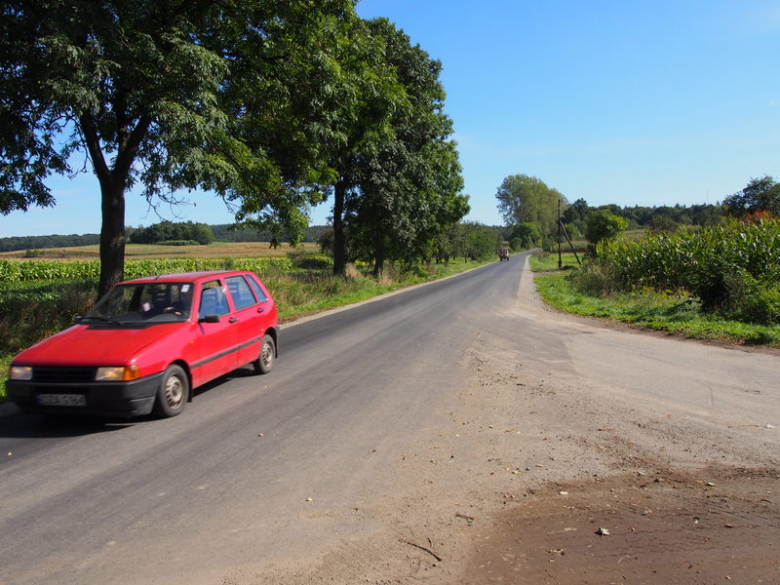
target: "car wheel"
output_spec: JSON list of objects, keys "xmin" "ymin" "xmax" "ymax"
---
[
  {"xmin": 252, "ymin": 334, "xmax": 275, "ymax": 375},
  {"xmin": 154, "ymin": 365, "xmax": 188, "ymax": 417}
]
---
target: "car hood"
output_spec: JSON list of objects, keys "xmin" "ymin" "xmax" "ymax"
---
[{"xmin": 14, "ymin": 323, "xmax": 186, "ymax": 367}]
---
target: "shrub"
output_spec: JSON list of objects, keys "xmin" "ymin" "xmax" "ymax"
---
[{"xmin": 722, "ymin": 270, "xmax": 780, "ymax": 324}]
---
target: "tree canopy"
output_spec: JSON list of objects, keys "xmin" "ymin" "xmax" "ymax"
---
[
  {"xmin": 129, "ymin": 221, "xmax": 214, "ymax": 245},
  {"xmin": 0, "ymin": 0, "xmax": 359, "ymax": 293},
  {"xmin": 1, "ymin": 2, "xmax": 468, "ymax": 288},
  {"xmin": 496, "ymin": 174, "xmax": 565, "ymax": 237},
  {"xmin": 584, "ymin": 209, "xmax": 628, "ymax": 247},
  {"xmin": 724, "ymin": 176, "xmax": 780, "ymax": 218},
  {"xmin": 341, "ymin": 18, "xmax": 469, "ymax": 274}
]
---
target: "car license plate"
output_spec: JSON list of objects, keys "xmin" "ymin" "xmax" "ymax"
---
[{"xmin": 37, "ymin": 394, "xmax": 87, "ymax": 407}]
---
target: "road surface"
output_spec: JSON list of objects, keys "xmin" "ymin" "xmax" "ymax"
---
[{"xmin": 1, "ymin": 253, "xmax": 778, "ymax": 584}]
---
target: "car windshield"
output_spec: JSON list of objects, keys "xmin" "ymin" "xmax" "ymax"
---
[{"xmin": 84, "ymin": 282, "xmax": 194, "ymax": 324}]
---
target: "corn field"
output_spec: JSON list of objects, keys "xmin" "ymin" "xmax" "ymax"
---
[
  {"xmin": 592, "ymin": 219, "xmax": 780, "ymax": 322},
  {"xmin": 0, "ymin": 256, "xmax": 294, "ymax": 283}
]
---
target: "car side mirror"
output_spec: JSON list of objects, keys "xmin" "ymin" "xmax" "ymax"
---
[{"xmin": 199, "ymin": 314, "xmax": 221, "ymax": 324}]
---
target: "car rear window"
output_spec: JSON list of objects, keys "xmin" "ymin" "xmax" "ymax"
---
[{"xmin": 226, "ymin": 275, "xmax": 256, "ymax": 311}]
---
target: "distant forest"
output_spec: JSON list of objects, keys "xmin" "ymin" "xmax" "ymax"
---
[
  {"xmin": 0, "ymin": 203, "xmax": 724, "ymax": 253},
  {"xmin": 0, "ymin": 224, "xmax": 331, "ymax": 253}
]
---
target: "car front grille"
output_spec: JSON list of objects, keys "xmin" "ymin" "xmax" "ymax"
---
[{"xmin": 33, "ymin": 367, "xmax": 97, "ymax": 384}]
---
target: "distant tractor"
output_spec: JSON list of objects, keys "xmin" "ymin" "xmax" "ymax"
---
[{"xmin": 499, "ymin": 249, "xmax": 510, "ymax": 261}]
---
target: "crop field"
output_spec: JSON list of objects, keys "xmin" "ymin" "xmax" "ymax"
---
[{"xmin": 0, "ymin": 241, "xmax": 319, "ymax": 260}]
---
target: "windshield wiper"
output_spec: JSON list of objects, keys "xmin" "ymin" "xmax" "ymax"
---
[{"xmin": 78, "ymin": 315, "xmax": 118, "ymax": 323}]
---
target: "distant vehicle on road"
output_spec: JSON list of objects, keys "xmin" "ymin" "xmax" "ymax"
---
[
  {"xmin": 6, "ymin": 270, "xmax": 278, "ymax": 418},
  {"xmin": 499, "ymin": 249, "xmax": 510, "ymax": 261}
]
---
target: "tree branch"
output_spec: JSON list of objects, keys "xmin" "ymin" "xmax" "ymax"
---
[{"xmin": 79, "ymin": 113, "xmax": 110, "ymax": 183}]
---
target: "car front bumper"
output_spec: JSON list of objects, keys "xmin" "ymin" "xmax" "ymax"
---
[{"xmin": 6, "ymin": 373, "xmax": 164, "ymax": 419}]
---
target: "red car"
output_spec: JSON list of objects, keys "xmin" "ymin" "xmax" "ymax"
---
[{"xmin": 6, "ymin": 270, "xmax": 278, "ymax": 418}]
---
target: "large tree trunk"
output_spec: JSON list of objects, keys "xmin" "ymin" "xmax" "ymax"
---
[
  {"xmin": 97, "ymin": 178, "xmax": 126, "ymax": 297},
  {"xmin": 81, "ymin": 111, "xmax": 149, "ymax": 297},
  {"xmin": 333, "ymin": 179, "xmax": 347, "ymax": 276}
]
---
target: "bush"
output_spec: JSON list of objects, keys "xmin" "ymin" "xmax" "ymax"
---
[
  {"xmin": 722, "ymin": 270, "xmax": 780, "ymax": 324},
  {"xmin": 570, "ymin": 262, "xmax": 615, "ymax": 296},
  {"xmin": 0, "ymin": 280, "xmax": 96, "ymax": 356}
]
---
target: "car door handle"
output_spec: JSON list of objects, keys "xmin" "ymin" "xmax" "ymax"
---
[
  {"xmin": 257, "ymin": 308, "xmax": 265, "ymax": 313},
  {"xmin": 229, "ymin": 317, "xmax": 239, "ymax": 323}
]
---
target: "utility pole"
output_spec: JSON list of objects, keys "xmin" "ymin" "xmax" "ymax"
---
[{"xmin": 557, "ymin": 197, "xmax": 562, "ymax": 269}]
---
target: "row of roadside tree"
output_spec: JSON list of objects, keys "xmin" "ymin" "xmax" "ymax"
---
[{"xmin": 1, "ymin": 1, "xmax": 469, "ymax": 294}]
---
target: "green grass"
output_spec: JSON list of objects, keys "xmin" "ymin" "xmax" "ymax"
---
[
  {"xmin": 530, "ymin": 251, "xmax": 583, "ymax": 272},
  {"xmin": 531, "ymin": 256, "xmax": 780, "ymax": 347},
  {"xmin": 0, "ymin": 256, "xmax": 490, "ymax": 402}
]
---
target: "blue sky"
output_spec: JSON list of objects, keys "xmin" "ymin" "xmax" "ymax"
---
[{"xmin": 2, "ymin": 0, "xmax": 779, "ymax": 237}]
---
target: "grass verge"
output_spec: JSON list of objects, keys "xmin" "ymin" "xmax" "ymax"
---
[{"xmin": 530, "ymin": 253, "xmax": 780, "ymax": 347}]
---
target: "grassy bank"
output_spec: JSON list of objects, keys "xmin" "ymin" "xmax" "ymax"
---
[
  {"xmin": 531, "ymin": 252, "xmax": 780, "ymax": 347},
  {"xmin": 0, "ymin": 253, "xmax": 490, "ymax": 401}
]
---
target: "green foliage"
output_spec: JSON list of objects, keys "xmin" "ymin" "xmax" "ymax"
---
[
  {"xmin": 724, "ymin": 176, "xmax": 780, "ymax": 218},
  {"xmin": 0, "ymin": 0, "xmax": 361, "ymax": 291},
  {"xmin": 0, "ymin": 233, "xmax": 101, "ymax": 252},
  {"xmin": 0, "ymin": 279, "xmax": 97, "ymax": 358},
  {"xmin": 592, "ymin": 218, "xmax": 780, "ymax": 320},
  {"xmin": 0, "ymin": 257, "xmax": 293, "ymax": 284},
  {"xmin": 130, "ymin": 221, "xmax": 215, "ymax": 245},
  {"xmin": 329, "ymin": 18, "xmax": 468, "ymax": 275},
  {"xmin": 445, "ymin": 222, "xmax": 502, "ymax": 261},
  {"xmin": 584, "ymin": 210, "xmax": 628, "ymax": 247},
  {"xmin": 535, "ymin": 270, "xmax": 780, "ymax": 346},
  {"xmin": 496, "ymin": 174, "xmax": 565, "ymax": 236},
  {"xmin": 507, "ymin": 222, "xmax": 541, "ymax": 250}
]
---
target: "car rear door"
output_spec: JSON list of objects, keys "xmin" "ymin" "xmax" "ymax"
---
[
  {"xmin": 224, "ymin": 274, "xmax": 272, "ymax": 367},
  {"xmin": 192, "ymin": 279, "xmax": 238, "ymax": 386}
]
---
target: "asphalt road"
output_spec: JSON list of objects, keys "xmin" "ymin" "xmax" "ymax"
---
[
  {"xmin": 0, "ymin": 254, "xmax": 524, "ymax": 585},
  {"xmin": 2, "ymin": 252, "xmax": 779, "ymax": 585}
]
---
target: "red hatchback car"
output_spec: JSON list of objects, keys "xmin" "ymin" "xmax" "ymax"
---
[{"xmin": 6, "ymin": 271, "xmax": 278, "ymax": 418}]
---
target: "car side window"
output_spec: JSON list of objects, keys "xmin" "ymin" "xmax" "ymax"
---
[
  {"xmin": 246, "ymin": 274, "xmax": 268, "ymax": 303},
  {"xmin": 198, "ymin": 281, "xmax": 229, "ymax": 319},
  {"xmin": 225, "ymin": 276, "xmax": 256, "ymax": 311}
]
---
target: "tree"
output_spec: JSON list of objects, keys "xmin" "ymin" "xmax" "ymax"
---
[
  {"xmin": 507, "ymin": 222, "xmax": 541, "ymax": 250},
  {"xmin": 724, "ymin": 176, "xmax": 780, "ymax": 218},
  {"xmin": 343, "ymin": 19, "xmax": 468, "ymax": 275},
  {"xmin": 0, "ymin": 0, "xmax": 356, "ymax": 294},
  {"xmin": 495, "ymin": 174, "xmax": 566, "ymax": 236},
  {"xmin": 319, "ymin": 18, "xmax": 467, "ymax": 276},
  {"xmin": 130, "ymin": 221, "xmax": 214, "ymax": 244},
  {"xmin": 584, "ymin": 210, "xmax": 628, "ymax": 250},
  {"xmin": 647, "ymin": 214, "xmax": 679, "ymax": 233}
]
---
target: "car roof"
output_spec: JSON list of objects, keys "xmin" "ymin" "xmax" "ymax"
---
[{"xmin": 120, "ymin": 271, "xmax": 254, "ymax": 285}]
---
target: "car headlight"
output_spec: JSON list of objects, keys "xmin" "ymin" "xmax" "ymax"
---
[
  {"xmin": 9, "ymin": 366, "xmax": 33, "ymax": 380},
  {"xmin": 96, "ymin": 366, "xmax": 141, "ymax": 382}
]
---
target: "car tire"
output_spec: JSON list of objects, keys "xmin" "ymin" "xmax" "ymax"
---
[
  {"xmin": 252, "ymin": 334, "xmax": 275, "ymax": 375},
  {"xmin": 153, "ymin": 365, "xmax": 188, "ymax": 417}
]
